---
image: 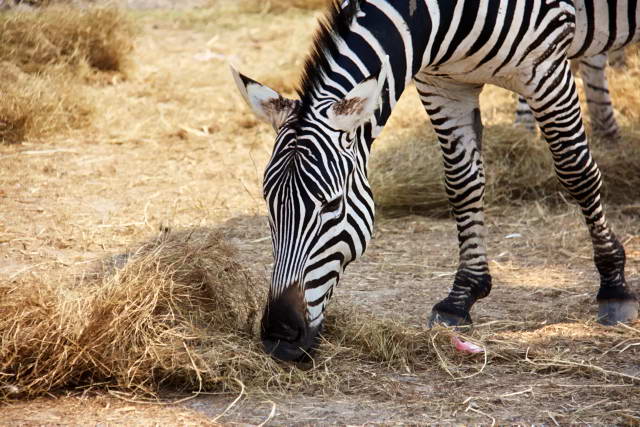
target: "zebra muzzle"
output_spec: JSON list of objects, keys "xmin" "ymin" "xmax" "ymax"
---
[{"xmin": 260, "ymin": 285, "xmax": 321, "ymax": 361}]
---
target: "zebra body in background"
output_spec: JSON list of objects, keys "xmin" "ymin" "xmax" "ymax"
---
[
  {"xmin": 232, "ymin": 0, "xmax": 639, "ymax": 361},
  {"xmin": 515, "ymin": 51, "xmax": 624, "ymax": 138}
]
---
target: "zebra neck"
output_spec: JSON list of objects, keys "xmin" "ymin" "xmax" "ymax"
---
[{"xmin": 301, "ymin": 1, "xmax": 431, "ymax": 141}]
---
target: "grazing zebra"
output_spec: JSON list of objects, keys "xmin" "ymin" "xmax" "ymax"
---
[
  {"xmin": 232, "ymin": 0, "xmax": 639, "ymax": 361},
  {"xmin": 515, "ymin": 51, "xmax": 623, "ymax": 138}
]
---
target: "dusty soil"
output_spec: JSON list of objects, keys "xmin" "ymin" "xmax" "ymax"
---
[{"xmin": 1, "ymin": 1, "xmax": 639, "ymax": 425}]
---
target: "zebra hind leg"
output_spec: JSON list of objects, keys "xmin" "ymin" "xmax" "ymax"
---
[
  {"xmin": 415, "ymin": 78, "xmax": 492, "ymax": 328},
  {"xmin": 514, "ymin": 95, "xmax": 537, "ymax": 132},
  {"xmin": 579, "ymin": 53, "xmax": 620, "ymax": 141},
  {"xmin": 526, "ymin": 62, "xmax": 637, "ymax": 325}
]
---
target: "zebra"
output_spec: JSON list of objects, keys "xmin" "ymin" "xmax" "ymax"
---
[
  {"xmin": 232, "ymin": 0, "xmax": 639, "ymax": 361},
  {"xmin": 515, "ymin": 51, "xmax": 624, "ymax": 138}
]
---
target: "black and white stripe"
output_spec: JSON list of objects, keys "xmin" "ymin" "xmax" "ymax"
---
[
  {"xmin": 234, "ymin": 0, "xmax": 638, "ymax": 360},
  {"xmin": 515, "ymin": 51, "xmax": 623, "ymax": 138}
]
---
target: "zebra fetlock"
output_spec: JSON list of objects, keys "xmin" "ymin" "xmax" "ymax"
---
[
  {"xmin": 429, "ymin": 271, "xmax": 493, "ymax": 328},
  {"xmin": 591, "ymin": 227, "xmax": 639, "ymax": 325}
]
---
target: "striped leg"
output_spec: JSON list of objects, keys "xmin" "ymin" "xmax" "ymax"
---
[
  {"xmin": 514, "ymin": 95, "xmax": 537, "ymax": 132},
  {"xmin": 517, "ymin": 54, "xmax": 620, "ymax": 140},
  {"xmin": 579, "ymin": 54, "xmax": 620, "ymax": 140},
  {"xmin": 525, "ymin": 62, "xmax": 637, "ymax": 325},
  {"xmin": 415, "ymin": 78, "xmax": 492, "ymax": 327}
]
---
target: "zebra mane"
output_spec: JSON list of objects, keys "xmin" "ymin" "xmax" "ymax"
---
[{"xmin": 297, "ymin": 0, "xmax": 361, "ymax": 113}]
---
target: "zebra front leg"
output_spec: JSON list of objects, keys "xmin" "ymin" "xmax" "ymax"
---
[
  {"xmin": 579, "ymin": 53, "xmax": 620, "ymax": 140},
  {"xmin": 415, "ymin": 78, "xmax": 492, "ymax": 328},
  {"xmin": 525, "ymin": 63, "xmax": 637, "ymax": 325}
]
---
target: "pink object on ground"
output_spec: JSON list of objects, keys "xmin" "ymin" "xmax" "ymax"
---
[{"xmin": 451, "ymin": 336, "xmax": 484, "ymax": 354}]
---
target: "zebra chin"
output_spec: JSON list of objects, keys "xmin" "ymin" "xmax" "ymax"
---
[{"xmin": 260, "ymin": 284, "xmax": 323, "ymax": 362}]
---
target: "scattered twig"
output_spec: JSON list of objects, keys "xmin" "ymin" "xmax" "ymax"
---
[
  {"xmin": 257, "ymin": 401, "xmax": 277, "ymax": 427},
  {"xmin": 211, "ymin": 379, "xmax": 245, "ymax": 423}
]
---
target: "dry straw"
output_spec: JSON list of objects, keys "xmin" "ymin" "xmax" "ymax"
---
[
  {"xmin": 370, "ymin": 122, "xmax": 640, "ymax": 217},
  {"xmin": 0, "ymin": 5, "xmax": 133, "ymax": 75},
  {"xmin": 0, "ymin": 4, "xmax": 134, "ymax": 143},
  {"xmin": 1, "ymin": 228, "xmax": 638, "ymax": 404},
  {"xmin": 1, "ymin": 229, "xmax": 309, "ymax": 399},
  {"xmin": 0, "ymin": 227, "xmax": 459, "ymax": 399},
  {"xmin": 0, "ymin": 62, "xmax": 93, "ymax": 143},
  {"xmin": 224, "ymin": 0, "xmax": 330, "ymax": 13}
]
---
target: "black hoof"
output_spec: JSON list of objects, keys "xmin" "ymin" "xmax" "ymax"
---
[
  {"xmin": 428, "ymin": 309, "xmax": 472, "ymax": 329},
  {"xmin": 597, "ymin": 299, "xmax": 639, "ymax": 326},
  {"xmin": 592, "ymin": 129, "xmax": 621, "ymax": 143}
]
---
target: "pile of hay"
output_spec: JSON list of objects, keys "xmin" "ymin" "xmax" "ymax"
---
[
  {"xmin": 0, "ymin": 62, "xmax": 93, "ymax": 143},
  {"xmin": 0, "ymin": 5, "xmax": 134, "ymax": 143},
  {"xmin": 1, "ymin": 230, "xmax": 297, "ymax": 398},
  {"xmin": 370, "ymin": 125, "xmax": 640, "ymax": 217},
  {"xmin": 1, "ymin": 226, "xmax": 490, "ymax": 400},
  {"xmin": 0, "ymin": 228, "xmax": 432, "ymax": 399},
  {"xmin": 0, "ymin": 5, "xmax": 133, "ymax": 74}
]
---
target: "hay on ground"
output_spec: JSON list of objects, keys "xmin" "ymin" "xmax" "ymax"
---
[
  {"xmin": 2, "ymin": 228, "xmax": 638, "ymax": 402},
  {"xmin": 0, "ymin": 5, "xmax": 134, "ymax": 75},
  {"xmin": 1, "ymin": 229, "xmax": 315, "ymax": 398},
  {"xmin": 0, "ymin": 227, "xmax": 437, "ymax": 399},
  {"xmin": 0, "ymin": 63, "xmax": 92, "ymax": 143},
  {"xmin": 0, "ymin": 5, "xmax": 134, "ymax": 143},
  {"xmin": 370, "ymin": 125, "xmax": 640, "ymax": 217}
]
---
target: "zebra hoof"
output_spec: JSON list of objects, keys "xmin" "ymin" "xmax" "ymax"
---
[
  {"xmin": 597, "ymin": 299, "xmax": 639, "ymax": 326},
  {"xmin": 428, "ymin": 309, "xmax": 472, "ymax": 330},
  {"xmin": 592, "ymin": 126, "xmax": 621, "ymax": 142}
]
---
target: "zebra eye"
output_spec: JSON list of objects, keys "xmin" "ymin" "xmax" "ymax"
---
[{"xmin": 322, "ymin": 197, "xmax": 342, "ymax": 214}]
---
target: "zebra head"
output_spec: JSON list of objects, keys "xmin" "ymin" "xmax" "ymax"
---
[{"xmin": 232, "ymin": 67, "xmax": 386, "ymax": 361}]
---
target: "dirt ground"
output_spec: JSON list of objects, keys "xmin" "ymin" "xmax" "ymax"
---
[{"xmin": 1, "ymin": 1, "xmax": 639, "ymax": 425}]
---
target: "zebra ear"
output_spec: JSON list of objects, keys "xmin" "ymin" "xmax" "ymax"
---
[
  {"xmin": 327, "ymin": 72, "xmax": 384, "ymax": 133},
  {"xmin": 231, "ymin": 66, "xmax": 296, "ymax": 131}
]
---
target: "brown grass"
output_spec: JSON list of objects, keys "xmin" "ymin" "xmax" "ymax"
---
[
  {"xmin": 0, "ymin": 225, "xmax": 433, "ymax": 400},
  {"xmin": 0, "ymin": 5, "xmax": 133, "ymax": 143},
  {"xmin": 0, "ymin": 6, "xmax": 133, "ymax": 74},
  {"xmin": 0, "ymin": 229, "xmax": 321, "ymax": 399},
  {"xmin": 0, "ymin": 63, "xmax": 93, "ymax": 144}
]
